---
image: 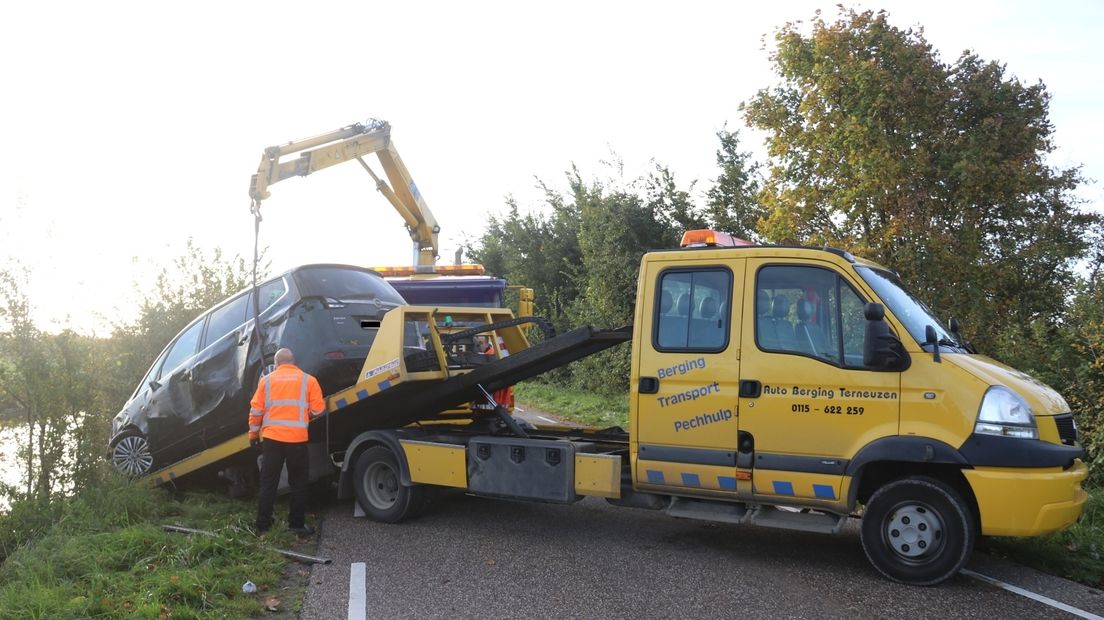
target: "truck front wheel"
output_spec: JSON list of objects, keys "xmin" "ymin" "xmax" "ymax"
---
[
  {"xmin": 353, "ymin": 445, "xmax": 427, "ymax": 523},
  {"xmin": 860, "ymin": 476, "xmax": 974, "ymax": 586}
]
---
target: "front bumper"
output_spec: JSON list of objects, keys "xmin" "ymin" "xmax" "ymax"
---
[{"xmin": 963, "ymin": 459, "xmax": 1088, "ymax": 536}]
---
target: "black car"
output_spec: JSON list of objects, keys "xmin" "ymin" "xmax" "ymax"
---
[{"xmin": 108, "ymin": 264, "xmax": 406, "ymax": 477}]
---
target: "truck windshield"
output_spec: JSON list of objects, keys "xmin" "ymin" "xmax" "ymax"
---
[{"xmin": 855, "ymin": 266, "xmax": 964, "ymax": 350}]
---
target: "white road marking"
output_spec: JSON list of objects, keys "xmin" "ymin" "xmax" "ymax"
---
[
  {"xmin": 514, "ymin": 407, "xmax": 526, "ymax": 413},
  {"xmin": 348, "ymin": 562, "xmax": 366, "ymax": 620},
  {"xmin": 963, "ymin": 569, "xmax": 1104, "ymax": 620},
  {"xmin": 353, "ymin": 501, "xmax": 365, "ymax": 518},
  {"xmin": 538, "ymin": 416, "xmax": 558, "ymax": 424}
]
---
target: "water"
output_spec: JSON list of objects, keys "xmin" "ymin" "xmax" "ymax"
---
[{"xmin": 0, "ymin": 426, "xmax": 27, "ymax": 510}]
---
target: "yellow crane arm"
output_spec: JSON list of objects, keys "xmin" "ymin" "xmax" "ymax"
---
[{"xmin": 249, "ymin": 119, "xmax": 441, "ymax": 269}]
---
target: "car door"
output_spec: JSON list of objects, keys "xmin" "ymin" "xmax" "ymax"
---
[
  {"xmin": 634, "ymin": 257, "xmax": 744, "ymax": 495},
  {"xmin": 737, "ymin": 259, "xmax": 901, "ymax": 504},
  {"xmin": 145, "ymin": 317, "xmax": 208, "ymax": 464},
  {"xmin": 191, "ymin": 291, "xmax": 255, "ymax": 448}
]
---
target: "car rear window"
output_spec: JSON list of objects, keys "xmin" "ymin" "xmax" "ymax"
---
[{"xmin": 294, "ymin": 266, "xmax": 405, "ymax": 304}]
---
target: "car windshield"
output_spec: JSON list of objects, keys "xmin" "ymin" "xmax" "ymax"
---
[
  {"xmin": 294, "ymin": 267, "xmax": 405, "ymax": 305},
  {"xmin": 855, "ymin": 266, "xmax": 962, "ymax": 349}
]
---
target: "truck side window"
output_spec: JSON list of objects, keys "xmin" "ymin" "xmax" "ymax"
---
[
  {"xmin": 654, "ymin": 268, "xmax": 731, "ymax": 351},
  {"xmin": 756, "ymin": 265, "xmax": 867, "ymax": 367}
]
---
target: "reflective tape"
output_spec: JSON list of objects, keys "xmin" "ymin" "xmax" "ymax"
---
[
  {"xmin": 248, "ymin": 424, "xmax": 261, "ymax": 432},
  {"xmin": 260, "ymin": 369, "xmax": 312, "ymax": 433}
]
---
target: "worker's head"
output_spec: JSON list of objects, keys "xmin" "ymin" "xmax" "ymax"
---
[{"xmin": 274, "ymin": 348, "xmax": 295, "ymax": 365}]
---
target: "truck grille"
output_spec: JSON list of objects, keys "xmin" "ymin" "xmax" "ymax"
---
[{"xmin": 1054, "ymin": 414, "xmax": 1077, "ymax": 446}]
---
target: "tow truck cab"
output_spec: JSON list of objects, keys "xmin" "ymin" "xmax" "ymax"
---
[{"xmin": 630, "ymin": 236, "xmax": 1085, "ymax": 583}]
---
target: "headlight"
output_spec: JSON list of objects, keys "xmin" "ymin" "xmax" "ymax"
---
[{"xmin": 975, "ymin": 386, "xmax": 1038, "ymax": 439}]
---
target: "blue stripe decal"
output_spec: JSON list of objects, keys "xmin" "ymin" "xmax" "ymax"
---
[
  {"xmin": 681, "ymin": 473, "xmax": 701, "ymax": 487},
  {"xmin": 646, "ymin": 470, "xmax": 665, "ymax": 484},
  {"xmin": 379, "ymin": 380, "xmax": 392, "ymax": 390},
  {"xmin": 357, "ymin": 390, "xmax": 369, "ymax": 400},
  {"xmin": 813, "ymin": 484, "xmax": 836, "ymax": 500},
  {"xmin": 336, "ymin": 398, "xmax": 348, "ymax": 409},
  {"xmin": 772, "ymin": 481, "xmax": 795, "ymax": 496},
  {"xmin": 718, "ymin": 476, "xmax": 738, "ymax": 490}
]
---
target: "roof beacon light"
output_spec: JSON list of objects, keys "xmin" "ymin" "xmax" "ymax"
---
[
  {"xmin": 680, "ymin": 229, "xmax": 753, "ymax": 248},
  {"xmin": 372, "ymin": 264, "xmax": 487, "ymax": 277}
]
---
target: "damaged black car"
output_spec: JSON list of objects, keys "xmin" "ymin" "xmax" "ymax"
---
[{"xmin": 108, "ymin": 264, "xmax": 406, "ymax": 477}]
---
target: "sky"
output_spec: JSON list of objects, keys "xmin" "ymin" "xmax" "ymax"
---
[{"xmin": 1, "ymin": 0, "xmax": 1101, "ymax": 334}]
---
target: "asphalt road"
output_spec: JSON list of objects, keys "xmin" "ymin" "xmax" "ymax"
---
[
  {"xmin": 299, "ymin": 409, "xmax": 1104, "ymax": 619},
  {"xmin": 300, "ymin": 492, "xmax": 1104, "ymax": 619}
]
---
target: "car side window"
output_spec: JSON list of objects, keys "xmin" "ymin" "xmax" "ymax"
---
[
  {"xmin": 756, "ymin": 265, "xmax": 866, "ymax": 366},
  {"xmin": 159, "ymin": 319, "xmax": 205, "ymax": 378},
  {"xmin": 654, "ymin": 268, "xmax": 731, "ymax": 351},
  {"xmin": 204, "ymin": 293, "xmax": 250, "ymax": 348},
  {"xmin": 258, "ymin": 278, "xmax": 287, "ymax": 312}
]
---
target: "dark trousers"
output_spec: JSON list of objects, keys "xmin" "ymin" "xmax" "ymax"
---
[{"xmin": 256, "ymin": 438, "xmax": 309, "ymax": 530}]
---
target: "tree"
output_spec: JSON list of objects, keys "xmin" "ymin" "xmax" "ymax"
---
[
  {"xmin": 0, "ymin": 266, "xmax": 104, "ymax": 500},
  {"xmin": 742, "ymin": 8, "xmax": 1098, "ymax": 350},
  {"xmin": 704, "ymin": 127, "xmax": 764, "ymax": 239}
]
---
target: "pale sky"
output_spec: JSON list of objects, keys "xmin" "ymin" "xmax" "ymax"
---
[{"xmin": 1, "ymin": 0, "xmax": 1101, "ymax": 334}]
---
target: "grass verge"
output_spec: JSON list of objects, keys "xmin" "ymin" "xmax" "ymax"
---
[
  {"xmin": 515, "ymin": 381, "xmax": 629, "ymax": 428},
  {"xmin": 0, "ymin": 474, "xmax": 300, "ymax": 618},
  {"xmin": 982, "ymin": 490, "xmax": 1104, "ymax": 588}
]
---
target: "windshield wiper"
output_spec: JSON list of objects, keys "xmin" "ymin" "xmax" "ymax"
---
[{"xmin": 936, "ymin": 338, "xmax": 965, "ymax": 351}]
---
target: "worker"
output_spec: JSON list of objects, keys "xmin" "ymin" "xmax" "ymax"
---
[{"xmin": 249, "ymin": 347, "xmax": 325, "ymax": 536}]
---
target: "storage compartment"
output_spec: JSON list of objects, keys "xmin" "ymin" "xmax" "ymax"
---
[{"xmin": 467, "ymin": 437, "xmax": 592, "ymax": 503}]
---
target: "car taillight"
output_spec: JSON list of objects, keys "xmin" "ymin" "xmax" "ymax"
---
[{"xmin": 324, "ymin": 351, "xmax": 346, "ymax": 360}]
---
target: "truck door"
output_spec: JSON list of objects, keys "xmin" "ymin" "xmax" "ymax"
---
[
  {"xmin": 634, "ymin": 258, "xmax": 744, "ymax": 494},
  {"xmin": 737, "ymin": 260, "xmax": 900, "ymax": 504}
]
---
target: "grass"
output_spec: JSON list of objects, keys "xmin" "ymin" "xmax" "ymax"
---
[
  {"xmin": 0, "ymin": 474, "xmax": 299, "ymax": 618},
  {"xmin": 982, "ymin": 490, "xmax": 1104, "ymax": 588},
  {"xmin": 514, "ymin": 381, "xmax": 629, "ymax": 429}
]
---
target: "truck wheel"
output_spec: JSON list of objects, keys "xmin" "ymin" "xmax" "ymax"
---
[
  {"xmin": 860, "ymin": 476, "xmax": 974, "ymax": 586},
  {"xmin": 110, "ymin": 431, "xmax": 154, "ymax": 477},
  {"xmin": 353, "ymin": 445, "xmax": 426, "ymax": 523}
]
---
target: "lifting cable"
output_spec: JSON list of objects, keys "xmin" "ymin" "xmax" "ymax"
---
[{"xmin": 249, "ymin": 198, "xmax": 331, "ymax": 451}]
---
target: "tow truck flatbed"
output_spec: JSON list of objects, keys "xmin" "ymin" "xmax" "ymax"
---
[{"xmin": 138, "ymin": 308, "xmax": 629, "ymax": 488}]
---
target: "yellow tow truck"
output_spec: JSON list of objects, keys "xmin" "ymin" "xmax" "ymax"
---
[
  {"xmin": 144, "ymin": 137, "xmax": 1086, "ymax": 585},
  {"xmin": 299, "ymin": 230, "xmax": 1084, "ymax": 586}
]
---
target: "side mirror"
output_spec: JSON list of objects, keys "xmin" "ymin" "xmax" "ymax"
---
[
  {"xmin": 949, "ymin": 317, "xmax": 960, "ymax": 334},
  {"xmin": 864, "ymin": 303, "xmax": 906, "ymax": 370},
  {"xmin": 925, "ymin": 324, "xmax": 941, "ymax": 363},
  {"xmin": 148, "ymin": 379, "xmax": 162, "ymax": 391}
]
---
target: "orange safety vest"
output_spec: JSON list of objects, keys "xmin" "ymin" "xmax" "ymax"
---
[{"xmin": 249, "ymin": 364, "xmax": 325, "ymax": 443}]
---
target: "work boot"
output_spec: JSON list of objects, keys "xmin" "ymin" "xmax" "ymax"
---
[{"xmin": 289, "ymin": 524, "xmax": 316, "ymax": 537}]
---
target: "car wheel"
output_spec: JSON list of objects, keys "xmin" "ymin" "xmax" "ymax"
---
[
  {"xmin": 110, "ymin": 431, "xmax": 155, "ymax": 477},
  {"xmin": 860, "ymin": 476, "xmax": 975, "ymax": 586},
  {"xmin": 353, "ymin": 445, "xmax": 426, "ymax": 523}
]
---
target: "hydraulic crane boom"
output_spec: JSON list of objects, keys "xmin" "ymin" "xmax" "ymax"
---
[{"xmin": 249, "ymin": 119, "xmax": 441, "ymax": 269}]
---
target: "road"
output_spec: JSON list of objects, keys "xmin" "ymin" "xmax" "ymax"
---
[{"xmin": 299, "ymin": 410, "xmax": 1104, "ymax": 619}]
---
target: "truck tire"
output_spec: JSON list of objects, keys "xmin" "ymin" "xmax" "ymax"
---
[
  {"xmin": 860, "ymin": 476, "xmax": 974, "ymax": 586},
  {"xmin": 353, "ymin": 445, "xmax": 427, "ymax": 523}
]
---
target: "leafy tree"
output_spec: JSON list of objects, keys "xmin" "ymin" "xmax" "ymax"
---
[
  {"xmin": 704, "ymin": 127, "xmax": 764, "ymax": 239},
  {"xmin": 742, "ymin": 8, "xmax": 1098, "ymax": 350},
  {"xmin": 0, "ymin": 266, "xmax": 105, "ymax": 500}
]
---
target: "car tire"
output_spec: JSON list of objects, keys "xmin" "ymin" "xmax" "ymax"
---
[
  {"xmin": 353, "ymin": 445, "xmax": 427, "ymax": 523},
  {"xmin": 860, "ymin": 476, "xmax": 975, "ymax": 586},
  {"xmin": 110, "ymin": 430, "xmax": 155, "ymax": 478}
]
